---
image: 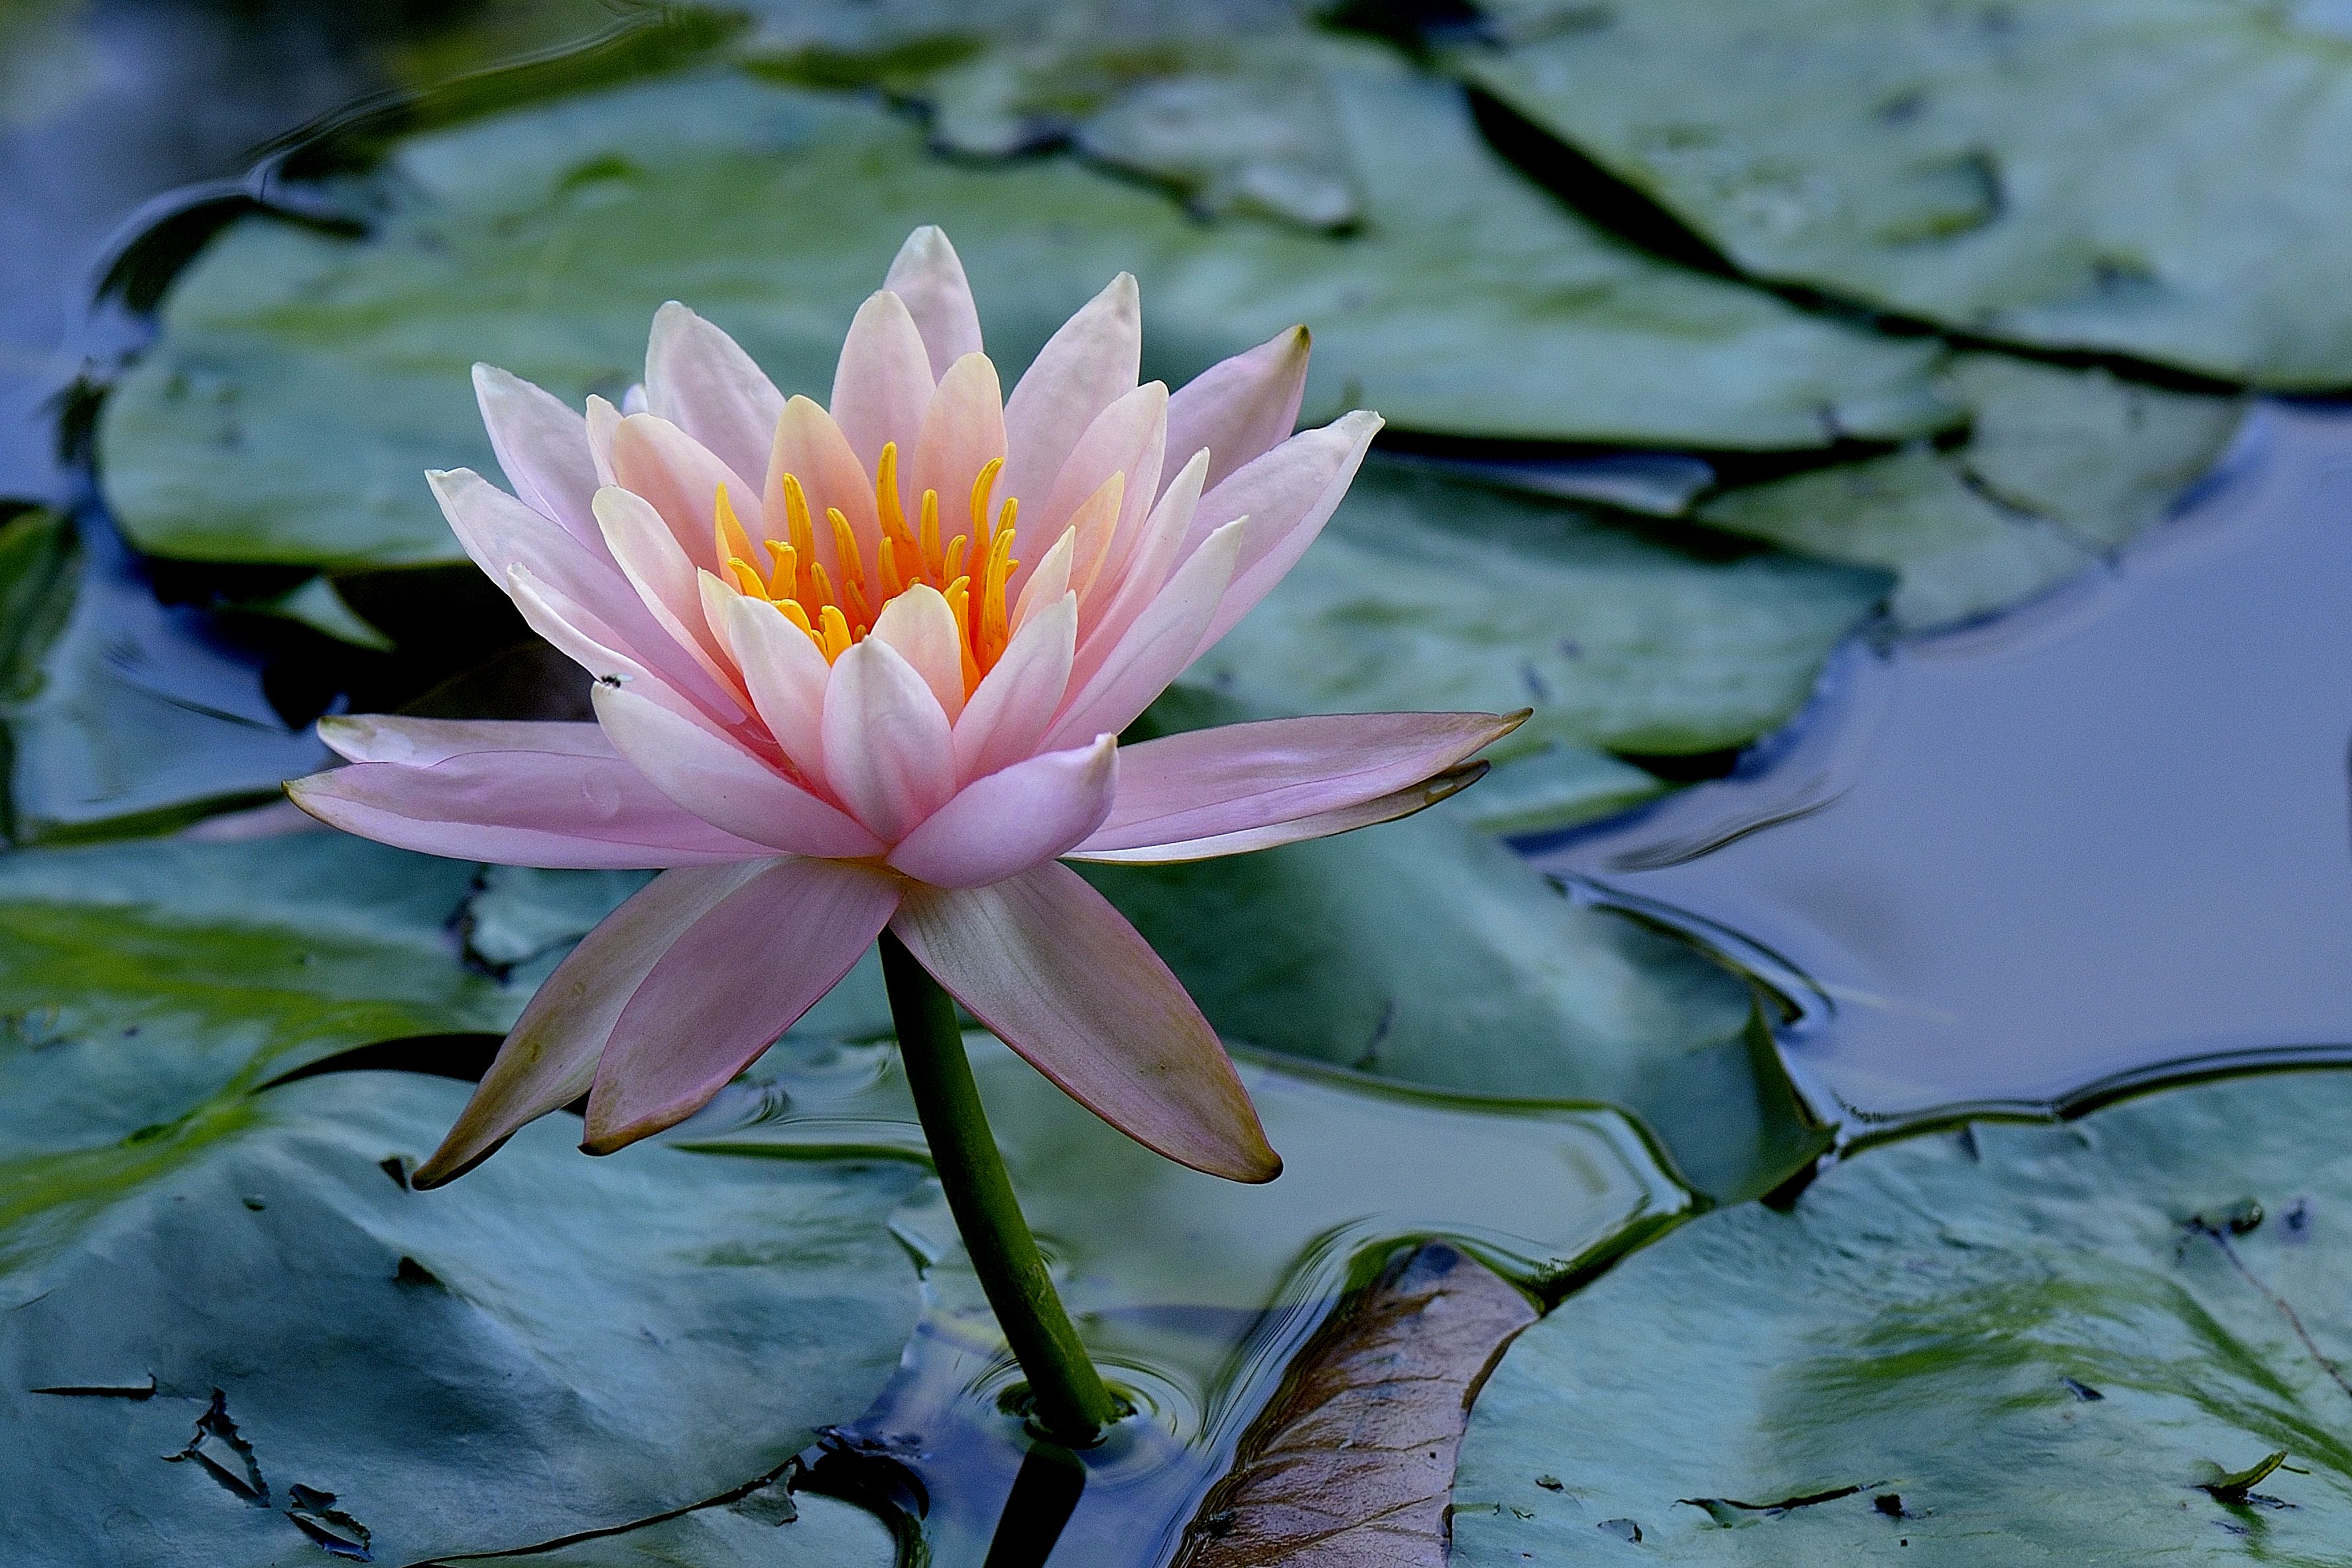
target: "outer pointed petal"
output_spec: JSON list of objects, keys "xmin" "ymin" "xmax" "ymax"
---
[
  {"xmin": 884, "ymin": 225, "xmax": 983, "ymax": 377},
  {"xmin": 412, "ymin": 861, "xmax": 773, "ymax": 1187},
  {"xmin": 888, "ymin": 734, "xmax": 1117, "ymax": 888},
  {"xmin": 832, "ymin": 289, "xmax": 936, "ymax": 480},
  {"xmin": 954, "ymin": 591, "xmax": 1076, "ymax": 782},
  {"xmin": 319, "ymin": 714, "xmax": 612, "ymax": 765},
  {"xmin": 584, "ymin": 857, "xmax": 900, "ymax": 1154},
  {"xmin": 472, "ymin": 365, "xmax": 601, "ymax": 548},
  {"xmin": 593, "ymin": 682, "xmax": 885, "ymax": 858},
  {"xmin": 302, "ymin": 713, "xmax": 780, "ymax": 866},
  {"xmin": 593, "ymin": 485, "xmax": 745, "ymax": 699},
  {"xmin": 891, "ymin": 862, "xmax": 1279, "ymax": 1182},
  {"xmin": 507, "ymin": 564, "xmax": 741, "ymax": 731},
  {"xmin": 645, "ymin": 301, "xmax": 784, "ymax": 494},
  {"xmin": 1045, "ymin": 518, "xmax": 1243, "ymax": 752},
  {"xmin": 1010, "ymin": 525, "xmax": 1075, "ymax": 633},
  {"xmin": 1001, "ymin": 272, "xmax": 1141, "ymax": 513},
  {"xmin": 869, "ymin": 583, "xmax": 967, "ymax": 722},
  {"xmin": 713, "ymin": 590, "xmax": 830, "ymax": 778},
  {"xmin": 1164, "ymin": 326, "xmax": 1311, "ymax": 494},
  {"xmin": 1071, "ymin": 765, "xmax": 1487, "ymax": 865},
  {"xmin": 822, "ymin": 636, "xmax": 958, "ymax": 843},
  {"xmin": 430, "ymin": 467, "xmax": 656, "ymax": 654},
  {"xmin": 765, "ymin": 395, "xmax": 883, "ymax": 570},
  {"xmin": 910, "ymin": 353, "xmax": 1008, "ymax": 531},
  {"xmin": 1192, "ymin": 410, "xmax": 1383, "ymax": 649},
  {"xmin": 1074, "ymin": 710, "xmax": 1526, "ymax": 854}
]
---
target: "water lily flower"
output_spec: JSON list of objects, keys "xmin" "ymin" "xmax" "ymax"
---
[{"xmin": 289, "ymin": 226, "xmax": 1520, "ymax": 1191}]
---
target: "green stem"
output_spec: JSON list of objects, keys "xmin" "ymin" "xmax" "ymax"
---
[{"xmin": 877, "ymin": 930, "xmax": 1117, "ymax": 1445}]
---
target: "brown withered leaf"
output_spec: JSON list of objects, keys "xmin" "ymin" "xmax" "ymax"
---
[{"xmin": 1176, "ymin": 1241, "xmax": 1538, "ymax": 1567}]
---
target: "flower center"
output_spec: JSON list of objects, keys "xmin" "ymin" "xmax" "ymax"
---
[{"xmin": 713, "ymin": 440, "xmax": 1021, "ymax": 692}]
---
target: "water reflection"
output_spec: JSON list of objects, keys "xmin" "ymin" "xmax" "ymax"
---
[
  {"xmin": 1537, "ymin": 401, "xmax": 2352, "ymax": 1132},
  {"xmin": 671, "ymin": 1036, "xmax": 1689, "ymax": 1566}
]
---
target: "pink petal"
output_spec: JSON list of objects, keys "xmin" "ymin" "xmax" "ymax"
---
[
  {"xmin": 908, "ymin": 353, "xmax": 1008, "ymax": 536},
  {"xmin": 286, "ymin": 742, "xmax": 775, "ymax": 868},
  {"xmin": 507, "ymin": 564, "xmax": 743, "ymax": 731},
  {"xmin": 1001, "ymin": 272, "xmax": 1141, "ymax": 516},
  {"xmin": 868, "ymin": 583, "xmax": 966, "ymax": 722},
  {"xmin": 891, "ymin": 861, "xmax": 1278, "ymax": 1181},
  {"xmin": 887, "ymin": 734, "xmax": 1117, "ymax": 888},
  {"xmin": 413, "ymin": 860, "xmax": 776, "ymax": 1187},
  {"xmin": 1045, "ymin": 518, "xmax": 1243, "ymax": 751},
  {"xmin": 586, "ymin": 395, "xmax": 621, "ymax": 486},
  {"xmin": 430, "ymin": 467, "xmax": 663, "ymax": 658},
  {"xmin": 645, "ymin": 302, "xmax": 784, "ymax": 496},
  {"xmin": 1033, "ymin": 383, "xmax": 1166, "ymax": 596},
  {"xmin": 318, "ymin": 714, "xmax": 610, "ymax": 765},
  {"xmin": 1074, "ymin": 710, "xmax": 1526, "ymax": 854},
  {"xmin": 1009, "ymin": 524, "xmax": 1075, "ymax": 633},
  {"xmin": 884, "ymin": 225, "xmax": 984, "ymax": 377},
  {"xmin": 831, "ymin": 289, "xmax": 937, "ymax": 481},
  {"xmin": 1074, "ymin": 448, "xmax": 1206, "ymax": 665},
  {"xmin": 765, "ymin": 395, "xmax": 883, "ymax": 583},
  {"xmin": 821, "ymin": 636, "xmax": 958, "ymax": 842},
  {"xmin": 584, "ymin": 857, "xmax": 900, "ymax": 1153},
  {"xmin": 712, "ymin": 590, "xmax": 830, "ymax": 778},
  {"xmin": 608, "ymin": 411, "xmax": 743, "ymax": 567},
  {"xmin": 593, "ymin": 681, "xmax": 885, "ymax": 858},
  {"xmin": 472, "ymin": 364, "xmax": 602, "ymax": 549},
  {"xmin": 1164, "ymin": 326, "xmax": 1311, "ymax": 495},
  {"xmin": 1192, "ymin": 411, "xmax": 1383, "ymax": 649},
  {"xmin": 1071, "ymin": 766, "xmax": 1486, "ymax": 865},
  {"xmin": 954, "ymin": 591, "xmax": 1077, "ymax": 781},
  {"xmin": 593, "ymin": 485, "xmax": 747, "ymax": 701}
]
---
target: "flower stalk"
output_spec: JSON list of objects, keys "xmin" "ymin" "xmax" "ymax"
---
[{"xmin": 877, "ymin": 928, "xmax": 1117, "ymax": 1445}]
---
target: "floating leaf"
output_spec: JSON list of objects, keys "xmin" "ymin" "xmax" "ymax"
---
[
  {"xmin": 1452, "ymin": 0, "xmax": 2352, "ymax": 385},
  {"xmin": 0, "ymin": 513, "xmax": 328, "ymax": 842},
  {"xmin": 1698, "ymin": 355, "xmax": 2243, "ymax": 629},
  {"xmin": 1083, "ymin": 804, "xmax": 1826, "ymax": 1203},
  {"xmin": 98, "ymin": 48, "xmax": 1953, "ymax": 568},
  {"xmin": 1453, "ymin": 1071, "xmax": 2352, "ymax": 1561}
]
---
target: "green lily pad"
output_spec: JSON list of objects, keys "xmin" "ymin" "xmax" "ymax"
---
[
  {"xmin": 0, "ymin": 511, "xmax": 332, "ymax": 843},
  {"xmin": 99, "ymin": 48, "xmax": 1954, "ymax": 568},
  {"xmin": 1082, "ymin": 804, "xmax": 1826, "ymax": 1203},
  {"xmin": 0, "ymin": 832, "xmax": 915, "ymax": 1565},
  {"xmin": 1698, "ymin": 355, "xmax": 2243, "ymax": 629},
  {"xmin": 1453, "ymin": 1070, "xmax": 2352, "ymax": 1563},
  {"xmin": 1188, "ymin": 458, "xmax": 1889, "ymax": 814},
  {"xmin": 1452, "ymin": 0, "xmax": 2352, "ymax": 385}
]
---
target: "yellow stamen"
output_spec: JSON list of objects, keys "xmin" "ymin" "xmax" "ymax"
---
[
  {"xmin": 918, "ymin": 488, "xmax": 942, "ymax": 575},
  {"xmin": 763, "ymin": 539, "xmax": 800, "ymax": 603},
  {"xmin": 969, "ymin": 457, "xmax": 1004, "ymax": 542},
  {"xmin": 875, "ymin": 442, "xmax": 906, "ymax": 544},
  {"xmin": 878, "ymin": 534, "xmax": 906, "ymax": 599},
  {"xmin": 826, "ymin": 506, "xmax": 871, "ymax": 627},
  {"xmin": 944, "ymin": 532, "xmax": 969, "ymax": 584},
  {"xmin": 723, "ymin": 556, "xmax": 769, "ymax": 600},
  {"xmin": 977, "ymin": 525, "xmax": 1019, "ymax": 668},
  {"xmin": 810, "ymin": 558, "xmax": 837, "ymax": 612},
  {"xmin": 995, "ymin": 495, "xmax": 1019, "ymax": 550},
  {"xmin": 776, "ymin": 597, "xmax": 816, "ymax": 641},
  {"xmin": 944, "ymin": 575, "xmax": 978, "ymax": 692},
  {"xmin": 780, "ymin": 473, "xmax": 818, "ymax": 579},
  {"xmin": 818, "ymin": 603, "xmax": 854, "ymax": 661},
  {"xmin": 714, "ymin": 483, "xmax": 756, "ymax": 570}
]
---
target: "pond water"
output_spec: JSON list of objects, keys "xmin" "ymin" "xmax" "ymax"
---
[{"xmin": 9, "ymin": 6, "xmax": 2350, "ymax": 1566}]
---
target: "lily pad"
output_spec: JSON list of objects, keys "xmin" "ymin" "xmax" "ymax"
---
[
  {"xmin": 1188, "ymin": 458, "xmax": 1889, "ymax": 808},
  {"xmin": 1698, "ymin": 355, "xmax": 2243, "ymax": 629},
  {"xmin": 0, "ymin": 512, "xmax": 330, "ymax": 842},
  {"xmin": 1453, "ymin": 1069, "xmax": 2352, "ymax": 1563},
  {"xmin": 0, "ymin": 831, "xmax": 916, "ymax": 1565},
  {"xmin": 1082, "ymin": 804, "xmax": 1826, "ymax": 1203},
  {"xmin": 99, "ymin": 48, "xmax": 1954, "ymax": 568},
  {"xmin": 1453, "ymin": 0, "xmax": 2352, "ymax": 385}
]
